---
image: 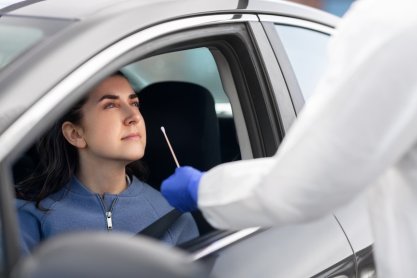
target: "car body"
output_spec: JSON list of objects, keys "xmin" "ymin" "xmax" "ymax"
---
[{"xmin": 0, "ymin": 0, "xmax": 375, "ymax": 277}]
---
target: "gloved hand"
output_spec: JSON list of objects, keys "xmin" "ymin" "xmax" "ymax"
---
[{"xmin": 161, "ymin": 166, "xmax": 203, "ymax": 212}]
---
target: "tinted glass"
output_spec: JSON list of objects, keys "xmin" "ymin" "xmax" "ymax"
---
[
  {"xmin": 274, "ymin": 25, "xmax": 330, "ymax": 101},
  {"xmin": 0, "ymin": 15, "xmax": 72, "ymax": 73}
]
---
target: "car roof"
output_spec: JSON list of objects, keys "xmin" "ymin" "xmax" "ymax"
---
[{"xmin": 2, "ymin": 0, "xmax": 337, "ymax": 26}]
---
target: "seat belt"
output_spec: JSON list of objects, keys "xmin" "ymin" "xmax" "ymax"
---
[{"xmin": 136, "ymin": 209, "xmax": 182, "ymax": 239}]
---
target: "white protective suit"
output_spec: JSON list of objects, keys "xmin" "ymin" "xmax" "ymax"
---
[{"xmin": 198, "ymin": 0, "xmax": 417, "ymax": 277}]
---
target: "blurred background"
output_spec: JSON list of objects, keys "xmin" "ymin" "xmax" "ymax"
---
[{"xmin": 289, "ymin": 0, "xmax": 356, "ymax": 16}]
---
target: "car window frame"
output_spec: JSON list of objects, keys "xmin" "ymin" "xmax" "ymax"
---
[
  {"xmin": 259, "ymin": 15, "xmax": 335, "ymax": 115},
  {"xmin": 0, "ymin": 161, "xmax": 20, "ymax": 276}
]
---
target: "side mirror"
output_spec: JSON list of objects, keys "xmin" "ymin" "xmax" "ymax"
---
[{"xmin": 12, "ymin": 232, "xmax": 209, "ymax": 278}]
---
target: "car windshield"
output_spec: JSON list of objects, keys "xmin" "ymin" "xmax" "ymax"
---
[{"xmin": 0, "ymin": 15, "xmax": 72, "ymax": 73}]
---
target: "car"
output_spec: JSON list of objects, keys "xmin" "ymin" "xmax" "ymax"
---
[{"xmin": 0, "ymin": 0, "xmax": 375, "ymax": 277}]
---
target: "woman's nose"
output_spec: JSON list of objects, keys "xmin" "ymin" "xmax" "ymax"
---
[{"xmin": 124, "ymin": 106, "xmax": 141, "ymax": 125}]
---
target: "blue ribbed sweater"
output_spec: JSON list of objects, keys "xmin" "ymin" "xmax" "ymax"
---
[{"xmin": 16, "ymin": 176, "xmax": 198, "ymax": 254}]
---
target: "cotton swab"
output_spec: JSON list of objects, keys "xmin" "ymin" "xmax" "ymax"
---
[{"xmin": 160, "ymin": 126, "xmax": 180, "ymax": 168}]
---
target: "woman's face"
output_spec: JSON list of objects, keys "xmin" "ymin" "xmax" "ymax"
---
[{"xmin": 77, "ymin": 75, "xmax": 146, "ymax": 163}]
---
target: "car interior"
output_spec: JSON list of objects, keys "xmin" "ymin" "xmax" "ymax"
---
[{"xmin": 12, "ymin": 46, "xmax": 242, "ymax": 238}]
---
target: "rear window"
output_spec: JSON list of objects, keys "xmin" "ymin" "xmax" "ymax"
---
[{"xmin": 0, "ymin": 15, "xmax": 72, "ymax": 71}]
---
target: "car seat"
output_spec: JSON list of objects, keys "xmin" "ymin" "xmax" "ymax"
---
[{"xmin": 139, "ymin": 81, "xmax": 222, "ymax": 234}]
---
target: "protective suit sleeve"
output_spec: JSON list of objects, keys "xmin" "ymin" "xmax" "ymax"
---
[{"xmin": 198, "ymin": 22, "xmax": 417, "ymax": 230}]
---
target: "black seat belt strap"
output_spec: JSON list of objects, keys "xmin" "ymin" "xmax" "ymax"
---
[{"xmin": 137, "ymin": 209, "xmax": 182, "ymax": 239}]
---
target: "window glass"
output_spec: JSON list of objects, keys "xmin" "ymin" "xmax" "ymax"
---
[
  {"xmin": 0, "ymin": 23, "xmax": 43, "ymax": 68},
  {"xmin": 274, "ymin": 25, "xmax": 330, "ymax": 101},
  {"xmin": 123, "ymin": 47, "xmax": 232, "ymax": 116},
  {"xmin": 0, "ymin": 15, "xmax": 72, "ymax": 74}
]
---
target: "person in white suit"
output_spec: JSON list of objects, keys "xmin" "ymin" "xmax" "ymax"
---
[{"xmin": 161, "ymin": 0, "xmax": 417, "ymax": 276}]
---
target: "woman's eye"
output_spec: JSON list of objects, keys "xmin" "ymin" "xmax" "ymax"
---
[
  {"xmin": 132, "ymin": 101, "xmax": 140, "ymax": 108},
  {"xmin": 104, "ymin": 103, "xmax": 116, "ymax": 109}
]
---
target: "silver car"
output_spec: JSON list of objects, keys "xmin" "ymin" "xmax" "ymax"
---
[{"xmin": 0, "ymin": 0, "xmax": 375, "ymax": 277}]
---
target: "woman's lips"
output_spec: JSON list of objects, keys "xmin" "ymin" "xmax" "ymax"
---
[{"xmin": 121, "ymin": 133, "xmax": 141, "ymax": 140}]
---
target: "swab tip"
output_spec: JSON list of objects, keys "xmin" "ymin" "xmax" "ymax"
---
[{"xmin": 160, "ymin": 126, "xmax": 165, "ymax": 132}]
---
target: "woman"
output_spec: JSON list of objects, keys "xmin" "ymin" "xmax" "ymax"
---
[{"xmin": 16, "ymin": 72, "xmax": 198, "ymax": 254}]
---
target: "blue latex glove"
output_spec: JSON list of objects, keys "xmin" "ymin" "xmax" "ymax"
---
[{"xmin": 161, "ymin": 166, "xmax": 203, "ymax": 212}]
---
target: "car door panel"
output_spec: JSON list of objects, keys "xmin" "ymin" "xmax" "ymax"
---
[{"xmin": 198, "ymin": 214, "xmax": 355, "ymax": 278}]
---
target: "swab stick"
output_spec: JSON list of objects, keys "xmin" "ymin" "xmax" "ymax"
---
[{"xmin": 160, "ymin": 126, "xmax": 180, "ymax": 168}]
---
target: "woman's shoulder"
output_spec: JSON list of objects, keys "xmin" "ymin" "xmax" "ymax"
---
[
  {"xmin": 15, "ymin": 198, "xmax": 45, "ymax": 220},
  {"xmin": 131, "ymin": 176, "xmax": 162, "ymax": 195},
  {"xmin": 16, "ymin": 188, "xmax": 66, "ymax": 214},
  {"xmin": 131, "ymin": 177, "xmax": 172, "ymax": 211},
  {"xmin": 16, "ymin": 198, "xmax": 35, "ymax": 210}
]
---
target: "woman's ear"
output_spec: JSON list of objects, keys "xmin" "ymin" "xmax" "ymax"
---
[{"xmin": 62, "ymin": 121, "xmax": 87, "ymax": 148}]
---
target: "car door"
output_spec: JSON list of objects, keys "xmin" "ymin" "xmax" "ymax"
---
[{"xmin": 183, "ymin": 18, "xmax": 356, "ymax": 278}]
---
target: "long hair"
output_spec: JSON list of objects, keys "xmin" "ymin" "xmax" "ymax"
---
[
  {"xmin": 16, "ymin": 73, "xmax": 148, "ymax": 208},
  {"xmin": 15, "ymin": 98, "xmax": 87, "ymax": 208}
]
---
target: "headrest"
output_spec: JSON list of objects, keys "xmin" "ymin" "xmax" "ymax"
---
[{"xmin": 139, "ymin": 81, "xmax": 221, "ymax": 189}]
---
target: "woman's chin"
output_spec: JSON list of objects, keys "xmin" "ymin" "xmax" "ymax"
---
[{"xmin": 129, "ymin": 150, "xmax": 145, "ymax": 161}]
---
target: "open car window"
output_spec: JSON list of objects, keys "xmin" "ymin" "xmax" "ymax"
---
[{"xmin": 12, "ymin": 46, "xmax": 242, "ymax": 239}]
